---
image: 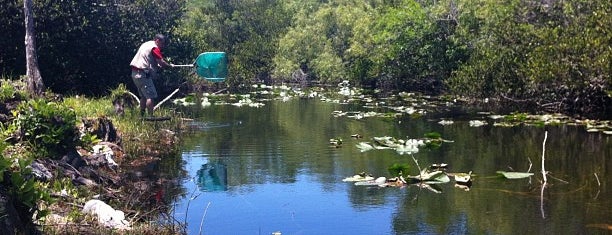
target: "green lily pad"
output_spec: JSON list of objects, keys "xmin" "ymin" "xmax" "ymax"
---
[{"xmin": 496, "ymin": 171, "xmax": 534, "ymax": 179}]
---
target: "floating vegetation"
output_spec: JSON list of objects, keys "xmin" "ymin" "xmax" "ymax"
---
[
  {"xmin": 406, "ymin": 169, "xmax": 451, "ymax": 184},
  {"xmin": 329, "ymin": 138, "xmax": 343, "ymax": 148},
  {"xmin": 430, "ymin": 163, "xmax": 448, "ymax": 170},
  {"xmin": 231, "ymin": 97, "xmax": 265, "ymax": 107},
  {"xmin": 174, "ymin": 81, "xmax": 610, "ymax": 135},
  {"xmin": 496, "ymin": 171, "xmax": 534, "ymax": 179},
  {"xmin": 331, "ymin": 110, "xmax": 399, "ymax": 119},
  {"xmin": 469, "ymin": 120, "xmax": 488, "ymax": 127},
  {"xmin": 584, "ymin": 120, "xmax": 612, "ymax": 134},
  {"xmin": 353, "ymin": 176, "xmax": 389, "ymax": 186},
  {"xmin": 172, "ymin": 96, "xmax": 197, "ymax": 106},
  {"xmin": 342, "ymin": 172, "xmax": 374, "ymax": 182},
  {"xmin": 344, "ymin": 160, "xmax": 477, "ymax": 192},
  {"xmin": 378, "ymin": 176, "xmax": 408, "ymax": 187},
  {"xmin": 355, "ymin": 133, "xmax": 450, "ymax": 155},
  {"xmin": 433, "ymin": 110, "xmax": 611, "ymax": 134},
  {"xmin": 365, "ymin": 136, "xmax": 424, "ymax": 155},
  {"xmin": 451, "ymin": 172, "xmax": 473, "ymax": 191},
  {"xmin": 388, "ymin": 105, "xmax": 426, "ymax": 115},
  {"xmin": 438, "ymin": 120, "xmax": 454, "ymax": 125},
  {"xmin": 452, "ymin": 171, "xmax": 473, "ymax": 185},
  {"xmin": 355, "ymin": 142, "xmax": 376, "ymax": 152}
]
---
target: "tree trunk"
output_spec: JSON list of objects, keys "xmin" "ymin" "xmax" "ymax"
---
[{"xmin": 24, "ymin": 0, "xmax": 45, "ymax": 96}]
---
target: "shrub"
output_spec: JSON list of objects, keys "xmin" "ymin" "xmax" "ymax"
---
[{"xmin": 13, "ymin": 99, "xmax": 78, "ymax": 158}]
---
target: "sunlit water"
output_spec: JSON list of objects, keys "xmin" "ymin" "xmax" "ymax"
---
[{"xmin": 171, "ymin": 98, "xmax": 610, "ymax": 235}]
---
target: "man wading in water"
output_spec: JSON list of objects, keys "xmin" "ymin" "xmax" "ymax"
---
[{"xmin": 130, "ymin": 34, "xmax": 175, "ymax": 117}]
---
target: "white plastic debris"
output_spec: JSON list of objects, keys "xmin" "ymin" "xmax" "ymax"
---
[
  {"xmin": 82, "ymin": 199, "xmax": 130, "ymax": 230},
  {"xmin": 93, "ymin": 144, "xmax": 118, "ymax": 167}
]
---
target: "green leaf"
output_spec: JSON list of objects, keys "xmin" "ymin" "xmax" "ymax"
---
[{"xmin": 496, "ymin": 171, "xmax": 534, "ymax": 179}]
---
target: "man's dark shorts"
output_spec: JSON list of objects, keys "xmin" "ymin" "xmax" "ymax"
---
[{"xmin": 131, "ymin": 70, "xmax": 158, "ymax": 99}]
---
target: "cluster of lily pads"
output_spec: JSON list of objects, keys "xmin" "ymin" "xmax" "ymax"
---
[
  {"xmin": 326, "ymin": 81, "xmax": 611, "ymax": 135},
  {"xmin": 328, "ymin": 91, "xmax": 453, "ymax": 120},
  {"xmin": 342, "ymin": 165, "xmax": 474, "ymax": 193},
  {"xmin": 344, "ymin": 130, "xmax": 541, "ymax": 192},
  {"xmin": 438, "ymin": 112, "xmax": 612, "ymax": 135},
  {"xmin": 172, "ymin": 83, "xmax": 329, "ymax": 108},
  {"xmin": 343, "ymin": 165, "xmax": 540, "ymax": 193},
  {"xmin": 330, "ymin": 82, "xmax": 612, "ymax": 135},
  {"xmin": 355, "ymin": 133, "xmax": 450, "ymax": 155},
  {"xmin": 170, "ymin": 80, "xmax": 610, "ymax": 135}
]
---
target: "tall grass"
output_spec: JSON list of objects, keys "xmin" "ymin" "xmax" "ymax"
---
[{"xmin": 63, "ymin": 92, "xmax": 184, "ymax": 158}]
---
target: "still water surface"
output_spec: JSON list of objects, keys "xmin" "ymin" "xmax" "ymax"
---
[{"xmin": 172, "ymin": 98, "xmax": 610, "ymax": 235}]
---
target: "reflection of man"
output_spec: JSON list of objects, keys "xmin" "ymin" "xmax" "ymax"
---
[{"xmin": 130, "ymin": 34, "xmax": 175, "ymax": 117}]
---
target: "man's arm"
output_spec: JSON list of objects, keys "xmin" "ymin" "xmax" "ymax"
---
[
  {"xmin": 156, "ymin": 58, "xmax": 175, "ymax": 68},
  {"xmin": 152, "ymin": 47, "xmax": 175, "ymax": 68}
]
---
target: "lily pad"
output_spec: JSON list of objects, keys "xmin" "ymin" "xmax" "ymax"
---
[
  {"xmin": 355, "ymin": 142, "xmax": 375, "ymax": 152},
  {"xmin": 354, "ymin": 177, "xmax": 387, "ymax": 186},
  {"xmin": 407, "ymin": 170, "xmax": 450, "ymax": 184},
  {"xmin": 496, "ymin": 171, "xmax": 534, "ymax": 179},
  {"xmin": 342, "ymin": 174, "xmax": 375, "ymax": 182}
]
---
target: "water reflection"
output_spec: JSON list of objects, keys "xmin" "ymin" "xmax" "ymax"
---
[
  {"xmin": 172, "ymin": 99, "xmax": 611, "ymax": 235},
  {"xmin": 196, "ymin": 161, "xmax": 228, "ymax": 192}
]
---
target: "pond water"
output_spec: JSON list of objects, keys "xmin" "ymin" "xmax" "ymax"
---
[{"xmin": 170, "ymin": 97, "xmax": 610, "ymax": 235}]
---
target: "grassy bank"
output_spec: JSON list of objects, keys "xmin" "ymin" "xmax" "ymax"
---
[
  {"xmin": 0, "ymin": 80, "xmax": 187, "ymax": 234},
  {"xmin": 54, "ymin": 93, "xmax": 186, "ymax": 234}
]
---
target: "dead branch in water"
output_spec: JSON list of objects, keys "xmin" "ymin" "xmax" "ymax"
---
[
  {"xmin": 540, "ymin": 131, "xmax": 549, "ymax": 219},
  {"xmin": 594, "ymin": 173, "xmax": 601, "ymax": 186},
  {"xmin": 541, "ymin": 131, "xmax": 548, "ymax": 183},
  {"xmin": 411, "ymin": 155, "xmax": 423, "ymax": 180}
]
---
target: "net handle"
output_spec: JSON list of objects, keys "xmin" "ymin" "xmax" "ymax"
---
[{"xmin": 173, "ymin": 64, "xmax": 194, "ymax": 67}]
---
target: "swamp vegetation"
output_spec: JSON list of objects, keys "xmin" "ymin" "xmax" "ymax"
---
[{"xmin": 1, "ymin": 0, "xmax": 610, "ymax": 117}]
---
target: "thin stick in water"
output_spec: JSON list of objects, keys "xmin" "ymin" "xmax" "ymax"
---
[
  {"xmin": 540, "ymin": 131, "xmax": 548, "ymax": 219},
  {"xmin": 527, "ymin": 157, "xmax": 533, "ymax": 173},
  {"xmin": 540, "ymin": 184, "xmax": 546, "ymax": 219},
  {"xmin": 541, "ymin": 131, "xmax": 548, "ymax": 183},
  {"xmin": 411, "ymin": 155, "xmax": 422, "ymax": 180},
  {"xmin": 198, "ymin": 202, "xmax": 211, "ymax": 235}
]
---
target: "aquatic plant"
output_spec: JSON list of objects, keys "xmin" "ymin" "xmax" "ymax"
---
[{"xmin": 388, "ymin": 163, "xmax": 410, "ymax": 177}]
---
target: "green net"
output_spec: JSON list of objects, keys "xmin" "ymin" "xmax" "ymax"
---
[{"xmin": 195, "ymin": 52, "xmax": 227, "ymax": 82}]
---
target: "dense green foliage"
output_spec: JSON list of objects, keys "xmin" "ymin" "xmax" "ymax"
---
[
  {"xmin": 2, "ymin": 0, "xmax": 186, "ymax": 95},
  {"xmin": 1, "ymin": 0, "xmax": 609, "ymax": 117},
  {"xmin": 0, "ymin": 82, "xmax": 52, "ymax": 229},
  {"xmin": 446, "ymin": 0, "xmax": 611, "ymax": 116},
  {"xmin": 176, "ymin": 0, "xmax": 291, "ymax": 89},
  {"xmin": 13, "ymin": 99, "xmax": 79, "ymax": 158}
]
